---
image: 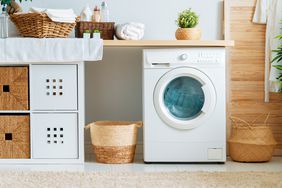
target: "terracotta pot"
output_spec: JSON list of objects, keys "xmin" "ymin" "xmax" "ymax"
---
[{"xmin": 175, "ymin": 28, "xmax": 202, "ymax": 40}]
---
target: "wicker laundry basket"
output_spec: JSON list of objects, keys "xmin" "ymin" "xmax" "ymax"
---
[
  {"xmin": 86, "ymin": 121, "xmax": 142, "ymax": 164},
  {"xmin": 228, "ymin": 114, "xmax": 277, "ymax": 163},
  {"xmin": 10, "ymin": 13, "xmax": 76, "ymax": 38}
]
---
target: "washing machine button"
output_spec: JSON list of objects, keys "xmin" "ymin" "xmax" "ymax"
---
[{"xmin": 179, "ymin": 54, "xmax": 188, "ymax": 61}]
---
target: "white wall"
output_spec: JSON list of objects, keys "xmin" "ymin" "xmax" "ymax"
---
[
  {"xmin": 22, "ymin": 0, "xmax": 223, "ymax": 39},
  {"xmin": 21, "ymin": 0, "xmax": 224, "ymax": 160}
]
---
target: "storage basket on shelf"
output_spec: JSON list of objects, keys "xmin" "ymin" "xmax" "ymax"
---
[
  {"xmin": 0, "ymin": 66, "xmax": 29, "ymax": 110},
  {"xmin": 0, "ymin": 115, "xmax": 30, "ymax": 159},
  {"xmin": 228, "ymin": 114, "xmax": 277, "ymax": 163},
  {"xmin": 75, "ymin": 21, "xmax": 115, "ymax": 39},
  {"xmin": 10, "ymin": 13, "xmax": 76, "ymax": 38},
  {"xmin": 86, "ymin": 121, "xmax": 142, "ymax": 164}
]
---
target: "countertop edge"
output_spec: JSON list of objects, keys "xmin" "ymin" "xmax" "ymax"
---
[{"xmin": 103, "ymin": 40, "xmax": 235, "ymax": 47}]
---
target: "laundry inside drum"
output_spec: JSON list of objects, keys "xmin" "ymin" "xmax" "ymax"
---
[{"xmin": 163, "ymin": 76, "xmax": 205, "ymax": 120}]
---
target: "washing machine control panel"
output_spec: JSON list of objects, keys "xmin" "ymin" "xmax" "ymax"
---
[
  {"xmin": 144, "ymin": 48, "xmax": 225, "ymax": 68},
  {"xmin": 178, "ymin": 52, "xmax": 222, "ymax": 64}
]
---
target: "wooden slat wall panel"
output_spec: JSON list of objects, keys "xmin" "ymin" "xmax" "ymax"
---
[{"xmin": 226, "ymin": 0, "xmax": 282, "ymax": 155}]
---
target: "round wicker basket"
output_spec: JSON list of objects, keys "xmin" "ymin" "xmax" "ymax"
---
[
  {"xmin": 86, "ymin": 121, "xmax": 142, "ymax": 164},
  {"xmin": 175, "ymin": 28, "xmax": 202, "ymax": 40},
  {"xmin": 228, "ymin": 115, "xmax": 277, "ymax": 163}
]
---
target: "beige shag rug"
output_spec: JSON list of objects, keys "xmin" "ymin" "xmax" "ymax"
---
[{"xmin": 0, "ymin": 171, "xmax": 281, "ymax": 188}]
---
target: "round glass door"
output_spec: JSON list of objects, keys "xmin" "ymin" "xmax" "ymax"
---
[
  {"xmin": 154, "ymin": 67, "xmax": 216, "ymax": 130},
  {"xmin": 164, "ymin": 77, "xmax": 205, "ymax": 120}
]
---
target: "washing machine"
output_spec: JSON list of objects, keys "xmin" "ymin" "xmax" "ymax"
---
[{"xmin": 143, "ymin": 48, "xmax": 226, "ymax": 163}]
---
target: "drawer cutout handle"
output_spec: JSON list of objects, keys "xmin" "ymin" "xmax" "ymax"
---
[
  {"xmin": 3, "ymin": 85, "xmax": 10, "ymax": 92},
  {"xmin": 5, "ymin": 133, "xmax": 13, "ymax": 141}
]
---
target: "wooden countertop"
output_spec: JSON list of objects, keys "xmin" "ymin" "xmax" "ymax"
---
[{"xmin": 103, "ymin": 40, "xmax": 234, "ymax": 47}]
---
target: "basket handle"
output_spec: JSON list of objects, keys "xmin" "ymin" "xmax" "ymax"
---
[
  {"xmin": 251, "ymin": 113, "xmax": 270, "ymax": 125},
  {"xmin": 134, "ymin": 121, "xmax": 143, "ymax": 128},
  {"xmin": 229, "ymin": 116, "xmax": 251, "ymax": 128},
  {"xmin": 85, "ymin": 123, "xmax": 94, "ymax": 129},
  {"xmin": 85, "ymin": 122, "xmax": 143, "ymax": 128}
]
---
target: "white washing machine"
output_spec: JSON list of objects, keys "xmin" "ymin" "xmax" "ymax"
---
[{"xmin": 143, "ymin": 48, "xmax": 226, "ymax": 163}]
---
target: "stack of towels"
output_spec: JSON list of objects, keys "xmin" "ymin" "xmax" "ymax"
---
[
  {"xmin": 115, "ymin": 22, "xmax": 145, "ymax": 40},
  {"xmin": 30, "ymin": 7, "xmax": 77, "ymax": 23}
]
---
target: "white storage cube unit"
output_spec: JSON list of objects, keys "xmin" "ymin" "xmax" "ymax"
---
[
  {"xmin": 30, "ymin": 65, "xmax": 78, "ymax": 111},
  {"xmin": 0, "ymin": 38, "xmax": 103, "ymax": 164},
  {"xmin": 0, "ymin": 62, "xmax": 84, "ymax": 164},
  {"xmin": 32, "ymin": 113, "xmax": 78, "ymax": 159}
]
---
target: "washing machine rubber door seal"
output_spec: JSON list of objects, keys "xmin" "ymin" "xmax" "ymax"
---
[{"xmin": 153, "ymin": 67, "xmax": 216, "ymax": 130}]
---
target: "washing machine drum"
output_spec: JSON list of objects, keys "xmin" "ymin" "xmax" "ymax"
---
[{"xmin": 154, "ymin": 67, "xmax": 216, "ymax": 130}]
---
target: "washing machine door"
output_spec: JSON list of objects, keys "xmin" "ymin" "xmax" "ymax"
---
[{"xmin": 154, "ymin": 67, "xmax": 216, "ymax": 130}]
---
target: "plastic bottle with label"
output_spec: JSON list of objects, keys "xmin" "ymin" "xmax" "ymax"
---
[
  {"xmin": 80, "ymin": 4, "xmax": 93, "ymax": 21},
  {"xmin": 100, "ymin": 1, "xmax": 110, "ymax": 22},
  {"xmin": 93, "ymin": 5, "xmax": 101, "ymax": 22}
]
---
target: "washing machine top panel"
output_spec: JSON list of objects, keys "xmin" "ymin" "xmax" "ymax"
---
[
  {"xmin": 143, "ymin": 48, "xmax": 225, "ymax": 69},
  {"xmin": 154, "ymin": 67, "xmax": 216, "ymax": 130}
]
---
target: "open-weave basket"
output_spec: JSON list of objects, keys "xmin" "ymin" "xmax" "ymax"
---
[
  {"xmin": 10, "ymin": 13, "xmax": 76, "ymax": 38},
  {"xmin": 75, "ymin": 21, "xmax": 115, "ymax": 39},
  {"xmin": 228, "ymin": 114, "xmax": 277, "ymax": 163},
  {"xmin": 86, "ymin": 121, "xmax": 142, "ymax": 164}
]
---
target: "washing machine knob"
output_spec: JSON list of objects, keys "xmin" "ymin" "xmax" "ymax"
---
[{"xmin": 180, "ymin": 54, "xmax": 188, "ymax": 61}]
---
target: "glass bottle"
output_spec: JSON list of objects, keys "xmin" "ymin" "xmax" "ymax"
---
[
  {"xmin": 0, "ymin": 5, "xmax": 9, "ymax": 38},
  {"xmin": 101, "ymin": 1, "xmax": 109, "ymax": 22}
]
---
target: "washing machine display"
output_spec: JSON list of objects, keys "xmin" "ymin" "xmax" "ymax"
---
[{"xmin": 154, "ymin": 67, "xmax": 216, "ymax": 130}]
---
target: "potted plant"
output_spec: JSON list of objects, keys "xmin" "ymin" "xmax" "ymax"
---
[
  {"xmin": 271, "ymin": 25, "xmax": 282, "ymax": 92},
  {"xmin": 1, "ymin": 0, "xmax": 30, "ymax": 14},
  {"xmin": 175, "ymin": 8, "xmax": 201, "ymax": 40},
  {"xmin": 83, "ymin": 29, "xmax": 91, "ymax": 39},
  {"xmin": 93, "ymin": 29, "xmax": 101, "ymax": 39}
]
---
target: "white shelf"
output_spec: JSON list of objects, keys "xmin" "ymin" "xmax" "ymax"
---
[
  {"xmin": 104, "ymin": 40, "xmax": 235, "ymax": 47},
  {"xmin": 0, "ymin": 111, "xmax": 30, "ymax": 113},
  {"xmin": 30, "ymin": 111, "xmax": 79, "ymax": 113}
]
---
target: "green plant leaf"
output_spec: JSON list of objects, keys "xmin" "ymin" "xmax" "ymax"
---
[
  {"xmin": 272, "ymin": 22, "xmax": 282, "ymax": 87},
  {"xmin": 0, "ymin": 0, "xmax": 31, "ymax": 5},
  {"xmin": 176, "ymin": 8, "xmax": 199, "ymax": 28},
  {"xmin": 273, "ymin": 65, "xmax": 282, "ymax": 70}
]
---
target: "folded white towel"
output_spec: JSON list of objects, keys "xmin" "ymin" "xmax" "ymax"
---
[
  {"xmin": 30, "ymin": 7, "xmax": 77, "ymax": 23},
  {"xmin": 115, "ymin": 22, "xmax": 145, "ymax": 40},
  {"xmin": 29, "ymin": 7, "xmax": 45, "ymax": 13}
]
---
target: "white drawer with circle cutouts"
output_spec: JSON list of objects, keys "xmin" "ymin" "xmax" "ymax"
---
[
  {"xmin": 30, "ymin": 65, "xmax": 77, "ymax": 111},
  {"xmin": 31, "ymin": 113, "xmax": 78, "ymax": 159}
]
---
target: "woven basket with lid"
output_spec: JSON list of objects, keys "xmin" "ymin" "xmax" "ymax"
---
[
  {"xmin": 228, "ymin": 115, "xmax": 277, "ymax": 163},
  {"xmin": 86, "ymin": 121, "xmax": 142, "ymax": 164}
]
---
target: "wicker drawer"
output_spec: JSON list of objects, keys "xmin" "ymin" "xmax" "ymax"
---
[
  {"xmin": 0, "ymin": 67, "xmax": 29, "ymax": 110},
  {"xmin": 30, "ymin": 65, "xmax": 77, "ymax": 111},
  {"xmin": 31, "ymin": 113, "xmax": 78, "ymax": 159},
  {"xmin": 0, "ymin": 115, "xmax": 30, "ymax": 159}
]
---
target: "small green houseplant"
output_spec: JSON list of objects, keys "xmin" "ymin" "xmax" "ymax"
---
[
  {"xmin": 1, "ymin": 0, "xmax": 31, "ymax": 14},
  {"xmin": 175, "ymin": 9, "xmax": 201, "ymax": 40},
  {"xmin": 93, "ymin": 29, "xmax": 101, "ymax": 39},
  {"xmin": 1, "ymin": 0, "xmax": 30, "ymax": 5},
  {"xmin": 271, "ymin": 24, "xmax": 282, "ymax": 92}
]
